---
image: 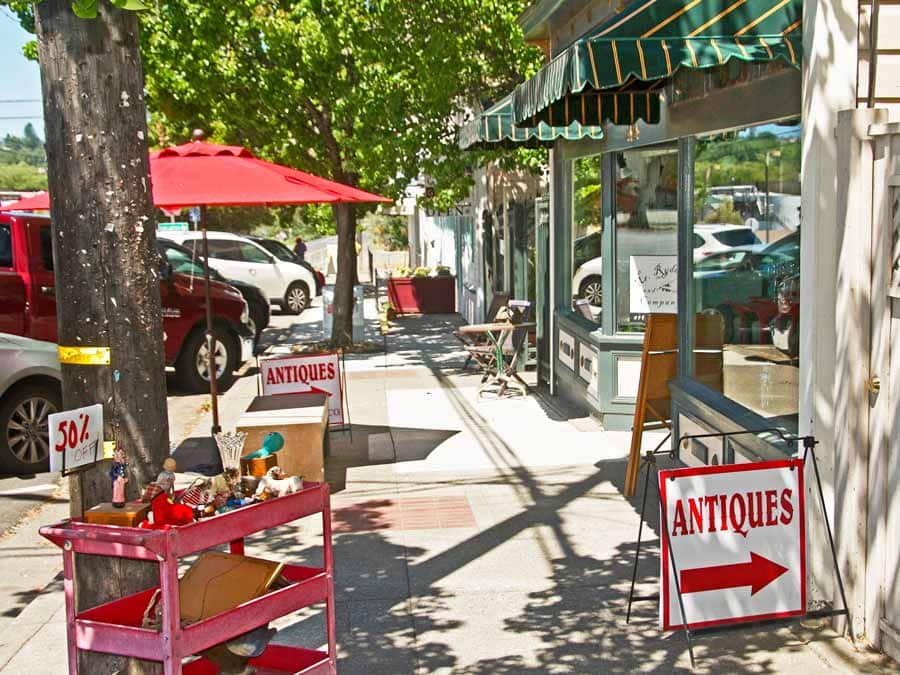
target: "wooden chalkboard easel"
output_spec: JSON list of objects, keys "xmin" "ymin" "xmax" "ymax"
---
[{"xmin": 624, "ymin": 312, "xmax": 724, "ymax": 496}]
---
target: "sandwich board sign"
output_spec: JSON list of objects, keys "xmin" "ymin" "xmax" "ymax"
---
[
  {"xmin": 259, "ymin": 352, "xmax": 344, "ymax": 426},
  {"xmin": 659, "ymin": 459, "xmax": 805, "ymax": 630}
]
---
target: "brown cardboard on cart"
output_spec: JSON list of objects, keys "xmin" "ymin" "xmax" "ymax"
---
[
  {"xmin": 179, "ymin": 551, "xmax": 284, "ymax": 623},
  {"xmin": 236, "ymin": 393, "xmax": 328, "ymax": 483},
  {"xmin": 83, "ymin": 501, "xmax": 151, "ymax": 527},
  {"xmin": 240, "ymin": 451, "xmax": 279, "ymax": 478}
]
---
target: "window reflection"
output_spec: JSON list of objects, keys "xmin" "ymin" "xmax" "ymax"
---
[
  {"xmin": 616, "ymin": 149, "xmax": 678, "ymax": 333},
  {"xmin": 572, "ymin": 155, "xmax": 603, "ymax": 323},
  {"xmin": 692, "ymin": 120, "xmax": 801, "ymax": 425}
]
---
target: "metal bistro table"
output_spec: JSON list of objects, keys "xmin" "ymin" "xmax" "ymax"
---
[{"xmin": 458, "ymin": 321, "xmax": 536, "ymax": 397}]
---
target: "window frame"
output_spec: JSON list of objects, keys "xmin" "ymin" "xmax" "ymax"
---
[{"xmin": 0, "ymin": 223, "xmax": 13, "ymax": 268}]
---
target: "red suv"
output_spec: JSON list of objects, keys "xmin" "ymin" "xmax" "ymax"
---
[{"xmin": 0, "ymin": 213, "xmax": 254, "ymax": 393}]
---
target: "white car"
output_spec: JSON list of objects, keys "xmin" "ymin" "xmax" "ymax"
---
[
  {"xmin": 693, "ymin": 224, "xmax": 761, "ymax": 263},
  {"xmin": 160, "ymin": 231, "xmax": 317, "ymax": 314},
  {"xmin": 0, "ymin": 334, "xmax": 61, "ymax": 473},
  {"xmin": 573, "ymin": 256, "xmax": 603, "ymax": 306}
]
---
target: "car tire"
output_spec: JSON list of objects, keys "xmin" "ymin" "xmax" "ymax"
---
[
  {"xmin": 285, "ymin": 282, "xmax": 310, "ymax": 315},
  {"xmin": 248, "ymin": 302, "xmax": 268, "ymax": 342},
  {"xmin": 0, "ymin": 382, "xmax": 61, "ymax": 474},
  {"xmin": 579, "ymin": 276, "xmax": 603, "ymax": 307},
  {"xmin": 175, "ymin": 326, "xmax": 240, "ymax": 394}
]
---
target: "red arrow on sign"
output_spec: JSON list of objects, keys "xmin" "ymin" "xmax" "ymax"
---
[{"xmin": 680, "ymin": 552, "xmax": 789, "ymax": 596}]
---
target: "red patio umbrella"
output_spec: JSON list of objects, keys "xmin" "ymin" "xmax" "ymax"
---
[{"xmin": 4, "ymin": 141, "xmax": 390, "ymax": 433}]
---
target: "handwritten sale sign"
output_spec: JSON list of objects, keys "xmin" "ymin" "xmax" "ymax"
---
[
  {"xmin": 659, "ymin": 460, "xmax": 806, "ymax": 630},
  {"xmin": 49, "ymin": 403, "xmax": 103, "ymax": 473},
  {"xmin": 260, "ymin": 352, "xmax": 345, "ymax": 426},
  {"xmin": 630, "ymin": 255, "xmax": 677, "ymax": 314}
]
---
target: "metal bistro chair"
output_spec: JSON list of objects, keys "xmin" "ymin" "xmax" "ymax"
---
[
  {"xmin": 465, "ymin": 299, "xmax": 534, "ymax": 397},
  {"xmin": 455, "ymin": 291, "xmax": 510, "ymax": 371}
]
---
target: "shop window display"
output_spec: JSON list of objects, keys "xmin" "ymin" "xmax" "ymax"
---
[
  {"xmin": 692, "ymin": 119, "xmax": 801, "ymax": 424},
  {"xmin": 615, "ymin": 148, "xmax": 678, "ymax": 333},
  {"xmin": 572, "ymin": 155, "xmax": 603, "ymax": 323}
]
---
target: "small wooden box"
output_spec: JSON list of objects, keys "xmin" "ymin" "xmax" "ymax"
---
[
  {"xmin": 241, "ymin": 452, "xmax": 278, "ymax": 478},
  {"xmin": 83, "ymin": 501, "xmax": 150, "ymax": 527}
]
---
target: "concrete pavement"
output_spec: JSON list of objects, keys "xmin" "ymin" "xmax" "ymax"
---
[{"xmin": 0, "ymin": 303, "xmax": 893, "ymax": 673}]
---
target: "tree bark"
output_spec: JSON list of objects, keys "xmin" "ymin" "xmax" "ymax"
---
[
  {"xmin": 331, "ymin": 202, "xmax": 357, "ymax": 347},
  {"xmin": 35, "ymin": 2, "xmax": 168, "ymax": 672}
]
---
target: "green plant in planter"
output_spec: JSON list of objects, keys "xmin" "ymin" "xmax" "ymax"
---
[
  {"xmin": 413, "ymin": 266, "xmax": 430, "ymax": 277},
  {"xmin": 394, "ymin": 265, "xmax": 412, "ymax": 277},
  {"xmin": 434, "ymin": 265, "xmax": 451, "ymax": 277}
]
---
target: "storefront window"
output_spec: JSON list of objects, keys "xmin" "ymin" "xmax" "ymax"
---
[
  {"xmin": 572, "ymin": 155, "xmax": 603, "ymax": 323},
  {"xmin": 615, "ymin": 148, "xmax": 678, "ymax": 332},
  {"xmin": 692, "ymin": 119, "xmax": 801, "ymax": 424}
]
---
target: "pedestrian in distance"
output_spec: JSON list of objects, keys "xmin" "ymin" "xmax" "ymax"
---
[{"xmin": 294, "ymin": 235, "xmax": 307, "ymax": 262}]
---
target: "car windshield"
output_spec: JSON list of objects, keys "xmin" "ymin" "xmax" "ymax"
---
[
  {"xmin": 257, "ymin": 239, "xmax": 296, "ymax": 262},
  {"xmin": 711, "ymin": 229, "xmax": 760, "ymax": 247}
]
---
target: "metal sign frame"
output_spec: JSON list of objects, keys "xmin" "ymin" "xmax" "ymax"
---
[{"xmin": 625, "ymin": 431, "xmax": 851, "ymax": 669}]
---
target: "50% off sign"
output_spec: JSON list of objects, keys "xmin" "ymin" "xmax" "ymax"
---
[{"xmin": 49, "ymin": 404, "xmax": 103, "ymax": 474}]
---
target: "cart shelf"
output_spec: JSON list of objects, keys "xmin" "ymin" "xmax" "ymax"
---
[{"xmin": 40, "ymin": 482, "xmax": 336, "ymax": 674}]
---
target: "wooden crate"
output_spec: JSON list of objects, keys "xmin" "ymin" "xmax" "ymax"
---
[
  {"xmin": 83, "ymin": 501, "xmax": 150, "ymax": 527},
  {"xmin": 240, "ymin": 452, "xmax": 278, "ymax": 478}
]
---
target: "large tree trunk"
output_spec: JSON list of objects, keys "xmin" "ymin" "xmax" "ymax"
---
[
  {"xmin": 35, "ymin": 2, "xmax": 169, "ymax": 672},
  {"xmin": 331, "ymin": 201, "xmax": 357, "ymax": 347}
]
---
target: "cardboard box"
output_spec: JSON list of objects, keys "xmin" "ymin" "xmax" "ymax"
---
[
  {"xmin": 236, "ymin": 394, "xmax": 328, "ymax": 483},
  {"xmin": 83, "ymin": 501, "xmax": 150, "ymax": 527}
]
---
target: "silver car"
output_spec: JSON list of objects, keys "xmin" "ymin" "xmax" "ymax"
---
[{"xmin": 0, "ymin": 334, "xmax": 61, "ymax": 473}]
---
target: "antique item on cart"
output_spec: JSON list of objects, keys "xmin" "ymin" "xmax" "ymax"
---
[
  {"xmin": 179, "ymin": 476, "xmax": 213, "ymax": 514},
  {"xmin": 215, "ymin": 430, "xmax": 248, "ymax": 470},
  {"xmin": 254, "ymin": 466, "xmax": 303, "ymax": 499},
  {"xmin": 108, "ymin": 443, "xmax": 127, "ymax": 508},
  {"xmin": 179, "ymin": 551, "xmax": 284, "ymax": 623},
  {"xmin": 83, "ymin": 501, "xmax": 150, "ymax": 527},
  {"xmin": 241, "ymin": 431, "xmax": 283, "ymax": 477},
  {"xmin": 210, "ymin": 466, "xmax": 242, "ymax": 498},
  {"xmin": 139, "ymin": 490, "xmax": 195, "ymax": 529},
  {"xmin": 243, "ymin": 431, "xmax": 284, "ymax": 459},
  {"xmin": 240, "ymin": 475, "xmax": 260, "ymax": 497},
  {"xmin": 156, "ymin": 457, "xmax": 177, "ymax": 493}
]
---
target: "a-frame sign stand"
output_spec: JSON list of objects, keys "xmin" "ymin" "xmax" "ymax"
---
[{"xmin": 625, "ymin": 431, "xmax": 852, "ymax": 670}]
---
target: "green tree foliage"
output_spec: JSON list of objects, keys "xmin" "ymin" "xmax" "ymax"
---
[
  {"xmin": 0, "ymin": 163, "xmax": 48, "ymax": 190},
  {"xmin": 362, "ymin": 212, "xmax": 408, "ymax": 251},
  {"xmin": 139, "ymin": 1, "xmax": 538, "ymax": 197},
  {"xmin": 1, "ymin": 124, "xmax": 47, "ymax": 167}
]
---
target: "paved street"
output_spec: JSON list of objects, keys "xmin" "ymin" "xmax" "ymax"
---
[{"xmin": 0, "ymin": 299, "xmax": 891, "ymax": 673}]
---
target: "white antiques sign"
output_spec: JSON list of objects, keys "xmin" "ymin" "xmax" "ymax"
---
[
  {"xmin": 260, "ymin": 352, "xmax": 344, "ymax": 426},
  {"xmin": 630, "ymin": 255, "xmax": 677, "ymax": 314},
  {"xmin": 659, "ymin": 459, "xmax": 805, "ymax": 630},
  {"xmin": 49, "ymin": 403, "xmax": 103, "ymax": 473}
]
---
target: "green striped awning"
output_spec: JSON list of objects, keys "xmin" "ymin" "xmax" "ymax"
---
[
  {"xmin": 513, "ymin": 0, "xmax": 802, "ymax": 126},
  {"xmin": 459, "ymin": 93, "xmax": 611, "ymax": 150}
]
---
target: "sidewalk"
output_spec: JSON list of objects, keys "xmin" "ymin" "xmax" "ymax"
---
[{"xmin": 1, "ymin": 310, "xmax": 892, "ymax": 673}]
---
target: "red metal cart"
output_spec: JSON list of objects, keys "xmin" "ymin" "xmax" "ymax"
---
[{"xmin": 40, "ymin": 482, "xmax": 336, "ymax": 674}]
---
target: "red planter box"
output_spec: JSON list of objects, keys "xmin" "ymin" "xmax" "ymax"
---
[{"xmin": 388, "ymin": 275, "xmax": 455, "ymax": 314}]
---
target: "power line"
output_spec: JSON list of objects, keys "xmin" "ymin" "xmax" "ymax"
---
[
  {"xmin": 0, "ymin": 116, "xmax": 43, "ymax": 120},
  {"xmin": 0, "ymin": 99, "xmax": 41, "ymax": 104}
]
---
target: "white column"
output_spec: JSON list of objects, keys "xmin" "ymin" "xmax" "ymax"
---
[{"xmin": 800, "ymin": 0, "xmax": 859, "ymax": 616}]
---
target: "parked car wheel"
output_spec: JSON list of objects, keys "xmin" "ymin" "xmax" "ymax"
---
[
  {"xmin": 0, "ymin": 383, "xmax": 61, "ymax": 474},
  {"xmin": 247, "ymin": 302, "xmax": 268, "ymax": 342},
  {"xmin": 175, "ymin": 326, "xmax": 239, "ymax": 393},
  {"xmin": 579, "ymin": 276, "xmax": 603, "ymax": 307},
  {"xmin": 285, "ymin": 282, "xmax": 310, "ymax": 314}
]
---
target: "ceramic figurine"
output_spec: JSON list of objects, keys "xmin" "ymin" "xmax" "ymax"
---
[
  {"xmin": 155, "ymin": 457, "xmax": 177, "ymax": 496},
  {"xmin": 254, "ymin": 466, "xmax": 303, "ymax": 499},
  {"xmin": 242, "ymin": 432, "xmax": 284, "ymax": 460},
  {"xmin": 209, "ymin": 467, "xmax": 242, "ymax": 498},
  {"xmin": 109, "ymin": 444, "xmax": 128, "ymax": 508}
]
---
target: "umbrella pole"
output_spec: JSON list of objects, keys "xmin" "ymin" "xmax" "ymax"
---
[{"xmin": 200, "ymin": 205, "xmax": 221, "ymax": 434}]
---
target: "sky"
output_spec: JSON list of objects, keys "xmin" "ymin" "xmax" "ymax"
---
[{"xmin": 0, "ymin": 9, "xmax": 44, "ymax": 140}]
